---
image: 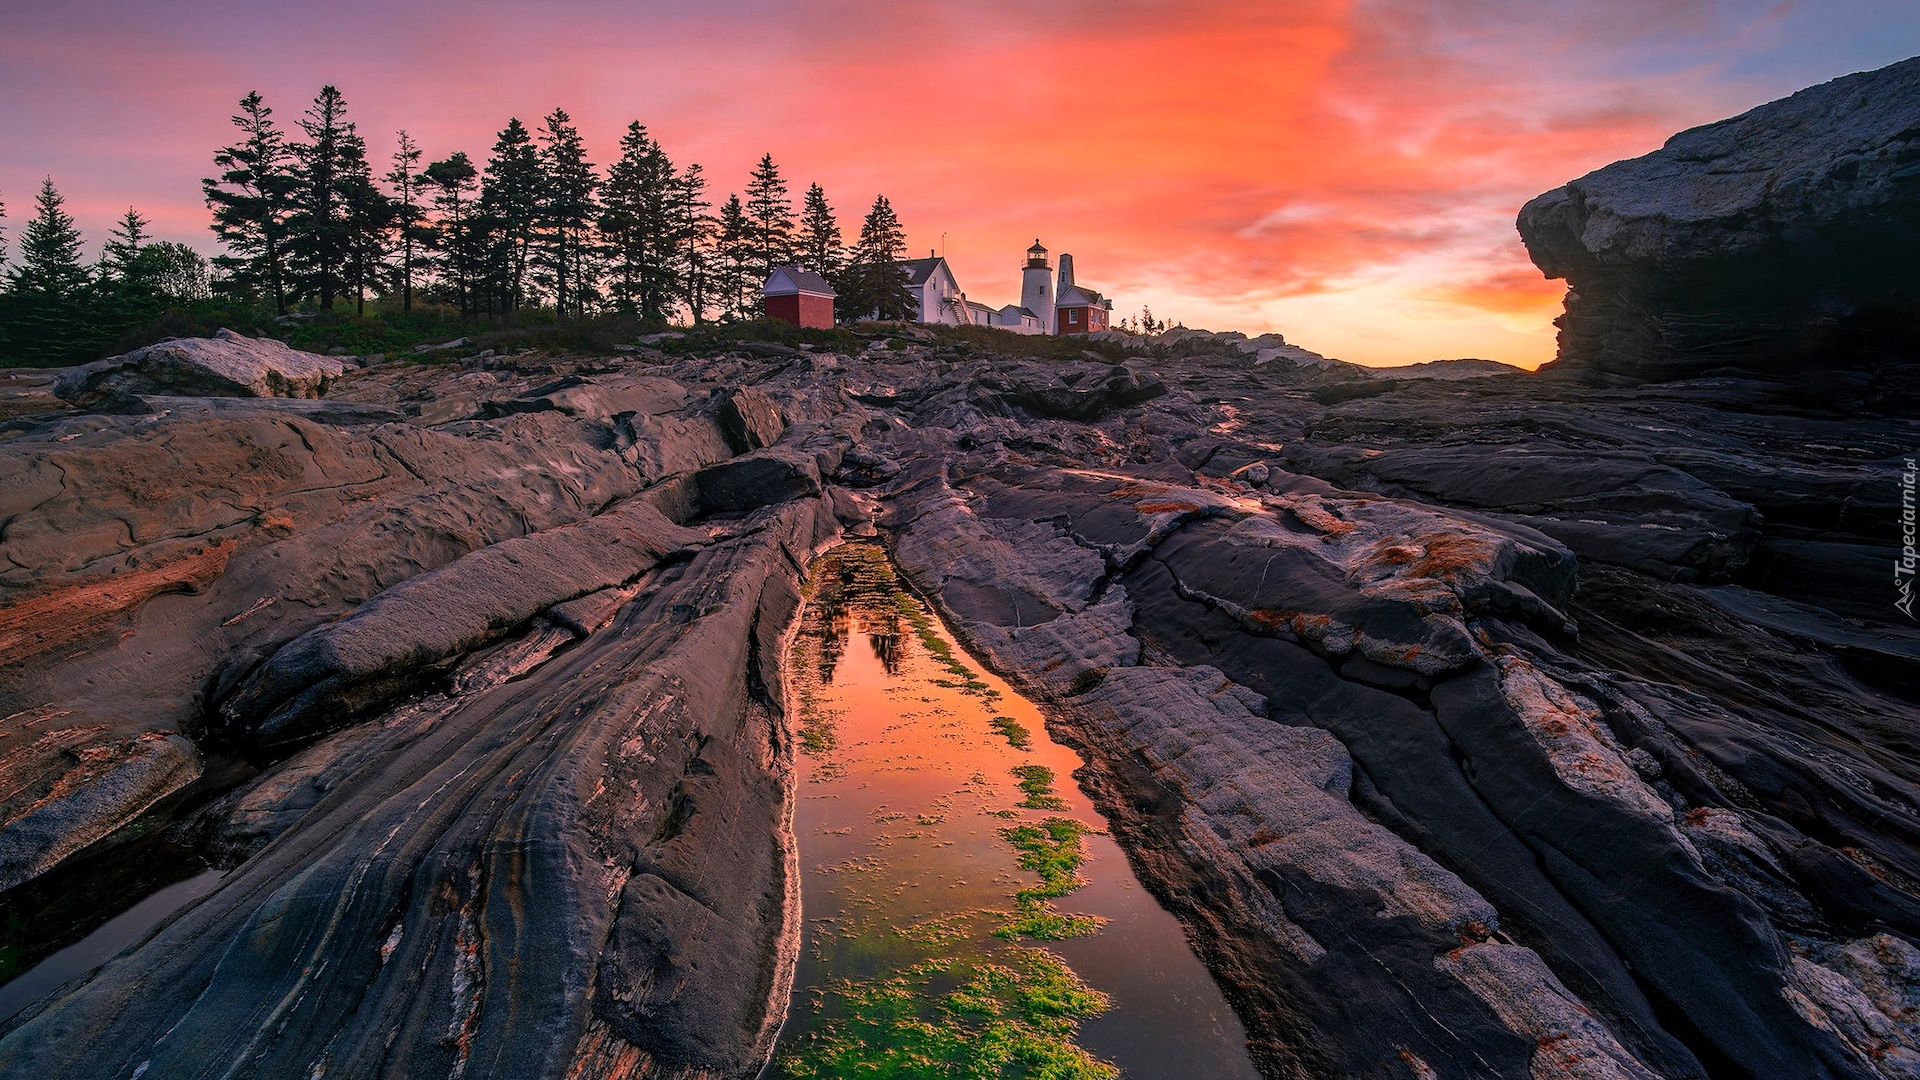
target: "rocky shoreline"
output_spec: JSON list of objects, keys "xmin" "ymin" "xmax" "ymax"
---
[
  {"xmin": 0, "ymin": 318, "xmax": 1910, "ymax": 1077},
  {"xmin": 2, "ymin": 61, "xmax": 1919, "ymax": 1079}
]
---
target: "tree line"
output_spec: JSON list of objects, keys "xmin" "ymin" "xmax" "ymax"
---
[
  {"xmin": 0, "ymin": 180, "xmax": 212, "ymax": 364},
  {"xmin": 202, "ymin": 85, "xmax": 915, "ymax": 324},
  {"xmin": 0, "ymin": 83, "xmax": 920, "ymax": 365}
]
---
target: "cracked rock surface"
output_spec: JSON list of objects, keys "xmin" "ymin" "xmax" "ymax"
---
[{"xmin": 0, "ymin": 318, "xmax": 1913, "ymax": 1079}]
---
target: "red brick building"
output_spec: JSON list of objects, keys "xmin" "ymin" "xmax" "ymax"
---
[
  {"xmin": 763, "ymin": 266, "xmax": 836, "ymax": 328},
  {"xmin": 1051, "ymin": 252, "xmax": 1112, "ymax": 335}
]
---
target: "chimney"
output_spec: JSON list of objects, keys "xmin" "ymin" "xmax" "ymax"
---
[{"xmin": 1057, "ymin": 253, "xmax": 1074, "ymax": 292}]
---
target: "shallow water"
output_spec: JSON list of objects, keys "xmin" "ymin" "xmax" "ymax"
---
[
  {"xmin": 0, "ymin": 867, "xmax": 223, "ymax": 1023},
  {"xmin": 769, "ymin": 544, "xmax": 1261, "ymax": 1079}
]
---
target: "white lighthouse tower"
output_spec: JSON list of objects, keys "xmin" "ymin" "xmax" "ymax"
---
[{"xmin": 1021, "ymin": 240, "xmax": 1055, "ymax": 335}]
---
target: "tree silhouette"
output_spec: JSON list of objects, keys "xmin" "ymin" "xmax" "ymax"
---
[
  {"xmin": 385, "ymin": 131, "xmax": 428, "ymax": 311},
  {"xmin": 743, "ymin": 153, "xmax": 794, "ymax": 282},
  {"xmin": 204, "ymin": 91, "xmax": 295, "ymax": 314},
  {"xmin": 796, "ymin": 182, "xmax": 844, "ymax": 281}
]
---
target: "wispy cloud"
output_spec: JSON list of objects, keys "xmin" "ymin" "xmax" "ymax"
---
[{"xmin": 1, "ymin": 0, "xmax": 1913, "ymax": 366}]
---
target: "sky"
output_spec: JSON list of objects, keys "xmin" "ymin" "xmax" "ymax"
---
[{"xmin": 2, "ymin": 1, "xmax": 1916, "ymax": 368}]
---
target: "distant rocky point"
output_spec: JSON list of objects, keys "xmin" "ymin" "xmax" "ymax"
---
[{"xmin": 1520, "ymin": 54, "xmax": 1920, "ymax": 382}]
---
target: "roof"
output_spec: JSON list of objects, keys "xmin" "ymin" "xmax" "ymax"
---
[
  {"xmin": 999, "ymin": 304, "xmax": 1038, "ymax": 318},
  {"xmin": 763, "ymin": 266, "xmax": 836, "ymax": 297},
  {"xmin": 1027, "ymin": 239, "xmax": 1047, "ymax": 253},
  {"xmin": 1056, "ymin": 284, "xmax": 1106, "ymax": 307},
  {"xmin": 898, "ymin": 257, "xmax": 954, "ymax": 287}
]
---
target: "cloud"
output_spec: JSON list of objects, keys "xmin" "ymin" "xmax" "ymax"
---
[{"xmin": 2, "ymin": 0, "xmax": 1913, "ymax": 366}]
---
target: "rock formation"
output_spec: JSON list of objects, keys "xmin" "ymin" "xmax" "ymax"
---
[
  {"xmin": 1, "ymin": 64, "xmax": 1918, "ymax": 1078},
  {"xmin": 1520, "ymin": 55, "xmax": 1920, "ymax": 381},
  {"xmin": 0, "ymin": 316, "xmax": 1911, "ymax": 1079}
]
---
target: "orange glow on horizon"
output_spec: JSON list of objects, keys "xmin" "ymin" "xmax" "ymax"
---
[{"xmin": 5, "ymin": 1, "xmax": 1911, "ymax": 368}]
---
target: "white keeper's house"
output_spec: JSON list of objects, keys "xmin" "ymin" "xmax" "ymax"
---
[{"xmin": 897, "ymin": 240, "xmax": 1112, "ymax": 335}]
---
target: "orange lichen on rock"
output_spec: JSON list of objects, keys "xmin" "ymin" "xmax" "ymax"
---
[
  {"xmin": 0, "ymin": 540, "xmax": 237, "ymax": 664},
  {"xmin": 1134, "ymin": 501, "xmax": 1203, "ymax": 515},
  {"xmin": 1284, "ymin": 499, "xmax": 1358, "ymax": 536},
  {"xmin": 1406, "ymin": 532, "xmax": 1494, "ymax": 580}
]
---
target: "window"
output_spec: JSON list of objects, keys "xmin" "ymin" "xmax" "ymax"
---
[{"xmin": 1067, "ymin": 309, "xmax": 1079, "ymax": 324}]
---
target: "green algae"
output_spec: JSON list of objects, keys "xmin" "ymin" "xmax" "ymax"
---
[
  {"xmin": 779, "ymin": 542, "xmax": 1115, "ymax": 1078},
  {"xmin": 989, "ymin": 715, "xmax": 1032, "ymax": 750},
  {"xmin": 1011, "ymin": 764, "xmax": 1068, "ymax": 811},
  {"xmin": 777, "ymin": 950, "xmax": 1117, "ymax": 1080},
  {"xmin": 993, "ymin": 817, "xmax": 1106, "ymax": 942}
]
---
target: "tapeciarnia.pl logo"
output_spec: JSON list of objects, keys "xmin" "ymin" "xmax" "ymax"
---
[{"xmin": 1900, "ymin": 456, "xmax": 1917, "ymax": 620}]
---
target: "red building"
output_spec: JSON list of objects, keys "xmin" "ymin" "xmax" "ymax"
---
[
  {"xmin": 763, "ymin": 266, "xmax": 836, "ymax": 328},
  {"xmin": 1051, "ymin": 252, "xmax": 1112, "ymax": 334}
]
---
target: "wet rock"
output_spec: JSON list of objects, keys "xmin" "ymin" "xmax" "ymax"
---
[
  {"xmin": 0, "ymin": 731, "xmax": 200, "ymax": 892},
  {"xmin": 54, "ymin": 329, "xmax": 344, "ymax": 406},
  {"xmin": 0, "ymin": 499, "xmax": 835, "ymax": 1080}
]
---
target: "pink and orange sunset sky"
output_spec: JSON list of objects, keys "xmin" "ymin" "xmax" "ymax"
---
[{"xmin": 4, "ymin": 1, "xmax": 1917, "ymax": 367}]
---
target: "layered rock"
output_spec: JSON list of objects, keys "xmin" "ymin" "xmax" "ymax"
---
[
  {"xmin": 1519, "ymin": 55, "xmax": 1920, "ymax": 381},
  {"xmin": 0, "ymin": 322, "xmax": 1914, "ymax": 1079}
]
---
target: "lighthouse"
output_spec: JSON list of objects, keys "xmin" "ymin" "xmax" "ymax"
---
[{"xmin": 1021, "ymin": 240, "xmax": 1055, "ymax": 335}]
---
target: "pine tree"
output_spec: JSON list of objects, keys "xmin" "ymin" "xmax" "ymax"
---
[
  {"xmin": 4, "ymin": 178, "xmax": 95, "ymax": 364},
  {"xmin": 535, "ymin": 109, "xmax": 598, "ymax": 318},
  {"xmin": 8, "ymin": 178, "xmax": 89, "ymax": 296},
  {"xmin": 743, "ymin": 153, "xmax": 794, "ymax": 281},
  {"xmin": 97, "ymin": 206, "xmax": 167, "ymax": 329},
  {"xmin": 285, "ymin": 85, "xmax": 355, "ymax": 310},
  {"xmin": 841, "ymin": 194, "xmax": 913, "ymax": 322},
  {"xmin": 796, "ymin": 183, "xmax": 844, "ymax": 280},
  {"xmin": 675, "ymin": 164, "xmax": 712, "ymax": 323},
  {"xmin": 204, "ymin": 91, "xmax": 296, "ymax": 314},
  {"xmin": 713, "ymin": 194, "xmax": 752, "ymax": 321},
  {"xmin": 0, "ymin": 186, "xmax": 8, "ymax": 273},
  {"xmin": 100, "ymin": 207, "xmax": 152, "ymax": 285},
  {"xmin": 599, "ymin": 121, "xmax": 684, "ymax": 320},
  {"xmin": 337, "ymin": 123, "xmax": 394, "ymax": 315},
  {"xmin": 479, "ymin": 118, "xmax": 541, "ymax": 313},
  {"xmin": 423, "ymin": 153, "xmax": 481, "ymax": 316},
  {"xmin": 386, "ymin": 131, "xmax": 428, "ymax": 311}
]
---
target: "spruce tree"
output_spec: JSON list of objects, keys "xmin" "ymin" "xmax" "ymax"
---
[
  {"xmin": 5, "ymin": 178, "xmax": 95, "ymax": 363},
  {"xmin": 423, "ymin": 153, "xmax": 481, "ymax": 316},
  {"xmin": 535, "ymin": 109, "xmax": 598, "ymax": 318},
  {"xmin": 286, "ymin": 85, "xmax": 355, "ymax": 310},
  {"xmin": 600, "ymin": 121, "xmax": 682, "ymax": 320},
  {"xmin": 9, "ymin": 178, "xmax": 89, "ymax": 296},
  {"xmin": 204, "ymin": 91, "xmax": 296, "ymax": 314},
  {"xmin": 743, "ymin": 153, "xmax": 793, "ymax": 280},
  {"xmin": 338, "ymin": 123, "xmax": 394, "ymax": 315},
  {"xmin": 385, "ymin": 131, "xmax": 428, "ymax": 311},
  {"xmin": 100, "ymin": 207, "xmax": 152, "ymax": 285},
  {"xmin": 714, "ymin": 194, "xmax": 752, "ymax": 321},
  {"xmin": 842, "ymin": 194, "xmax": 912, "ymax": 322},
  {"xmin": 0, "ymin": 186, "xmax": 8, "ymax": 272},
  {"xmin": 675, "ymin": 164, "xmax": 712, "ymax": 323},
  {"xmin": 98, "ymin": 206, "xmax": 164, "ymax": 328},
  {"xmin": 796, "ymin": 182, "xmax": 844, "ymax": 280},
  {"xmin": 479, "ymin": 118, "xmax": 541, "ymax": 313}
]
